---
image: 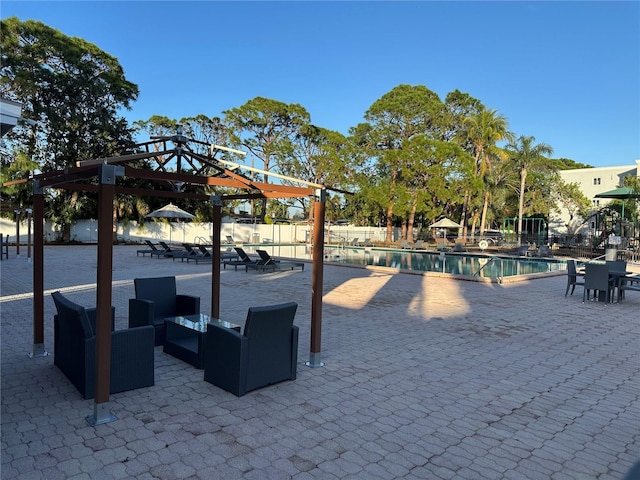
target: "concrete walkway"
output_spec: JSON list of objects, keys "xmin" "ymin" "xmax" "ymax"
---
[{"xmin": 1, "ymin": 245, "xmax": 638, "ymax": 479}]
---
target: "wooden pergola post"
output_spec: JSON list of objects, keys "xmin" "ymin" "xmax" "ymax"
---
[
  {"xmin": 26, "ymin": 208, "xmax": 32, "ymax": 263},
  {"xmin": 307, "ymin": 189, "xmax": 326, "ymax": 367},
  {"xmin": 87, "ymin": 164, "xmax": 122, "ymax": 426},
  {"xmin": 14, "ymin": 210, "xmax": 20, "ymax": 258},
  {"xmin": 210, "ymin": 195, "xmax": 222, "ymax": 319},
  {"xmin": 28, "ymin": 183, "xmax": 47, "ymax": 358}
]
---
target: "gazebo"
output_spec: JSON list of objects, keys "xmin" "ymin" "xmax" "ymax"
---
[{"xmin": 9, "ymin": 128, "xmax": 330, "ymax": 425}]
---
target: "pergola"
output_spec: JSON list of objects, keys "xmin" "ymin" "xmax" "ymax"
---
[{"xmin": 14, "ymin": 129, "xmax": 328, "ymax": 425}]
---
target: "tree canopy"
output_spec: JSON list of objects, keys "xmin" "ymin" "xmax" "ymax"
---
[
  {"xmin": 1, "ymin": 17, "xmax": 138, "ymax": 239},
  {"xmin": 1, "ymin": 18, "xmax": 591, "ymax": 243}
]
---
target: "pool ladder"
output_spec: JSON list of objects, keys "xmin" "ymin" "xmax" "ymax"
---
[{"xmin": 473, "ymin": 256, "xmax": 496, "ymax": 277}]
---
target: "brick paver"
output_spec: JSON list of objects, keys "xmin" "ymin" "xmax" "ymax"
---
[{"xmin": 1, "ymin": 245, "xmax": 639, "ymax": 479}]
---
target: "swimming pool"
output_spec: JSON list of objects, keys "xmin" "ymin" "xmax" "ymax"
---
[{"xmin": 239, "ymin": 244, "xmax": 567, "ymax": 281}]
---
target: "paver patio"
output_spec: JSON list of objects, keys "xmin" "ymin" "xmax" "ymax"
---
[{"xmin": 1, "ymin": 245, "xmax": 639, "ymax": 479}]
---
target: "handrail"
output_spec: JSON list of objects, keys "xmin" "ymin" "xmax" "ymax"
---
[{"xmin": 473, "ymin": 256, "xmax": 496, "ymax": 276}]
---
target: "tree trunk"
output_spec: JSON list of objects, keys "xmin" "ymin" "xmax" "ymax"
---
[
  {"xmin": 517, "ymin": 167, "xmax": 527, "ymax": 245},
  {"xmin": 460, "ymin": 191, "xmax": 470, "ymax": 238},
  {"xmin": 385, "ymin": 204, "xmax": 394, "ymax": 244},
  {"xmin": 470, "ymin": 210, "xmax": 479, "ymax": 239},
  {"xmin": 480, "ymin": 190, "xmax": 490, "ymax": 235},
  {"xmin": 407, "ymin": 199, "xmax": 417, "ymax": 241}
]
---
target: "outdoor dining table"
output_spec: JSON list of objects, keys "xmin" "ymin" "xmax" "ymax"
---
[{"xmin": 580, "ymin": 262, "xmax": 629, "ymax": 303}]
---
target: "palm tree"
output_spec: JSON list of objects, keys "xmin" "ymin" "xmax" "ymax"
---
[
  {"xmin": 506, "ymin": 135, "xmax": 554, "ymax": 245},
  {"xmin": 462, "ymin": 109, "xmax": 513, "ymax": 236}
]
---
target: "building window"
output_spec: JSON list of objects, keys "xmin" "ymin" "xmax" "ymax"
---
[
  {"xmin": 593, "ymin": 199, "xmax": 600, "ymax": 206},
  {"xmin": 593, "ymin": 178, "xmax": 601, "ymax": 185}
]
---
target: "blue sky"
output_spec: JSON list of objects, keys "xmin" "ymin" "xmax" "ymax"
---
[{"xmin": 3, "ymin": 1, "xmax": 639, "ymax": 168}]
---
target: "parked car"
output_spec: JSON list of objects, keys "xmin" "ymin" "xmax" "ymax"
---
[{"xmin": 473, "ymin": 229, "xmax": 504, "ymax": 245}]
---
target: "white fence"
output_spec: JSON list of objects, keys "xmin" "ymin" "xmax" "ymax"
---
[{"xmin": 0, "ymin": 218, "xmax": 398, "ymax": 246}]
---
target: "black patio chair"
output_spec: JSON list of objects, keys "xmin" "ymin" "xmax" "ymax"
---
[
  {"xmin": 129, "ymin": 276, "xmax": 201, "ymax": 345},
  {"xmin": 203, "ymin": 302, "xmax": 299, "ymax": 396},
  {"xmin": 565, "ymin": 259, "xmax": 585, "ymax": 296},
  {"xmin": 52, "ymin": 291, "xmax": 155, "ymax": 399},
  {"xmin": 582, "ymin": 263, "xmax": 615, "ymax": 305}
]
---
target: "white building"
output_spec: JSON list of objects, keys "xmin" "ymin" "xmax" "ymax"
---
[
  {"xmin": 550, "ymin": 160, "xmax": 640, "ymax": 236},
  {"xmin": 1, "ymin": 98, "xmax": 33, "ymax": 136}
]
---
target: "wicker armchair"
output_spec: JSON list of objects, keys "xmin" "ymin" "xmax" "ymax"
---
[
  {"xmin": 204, "ymin": 302, "xmax": 299, "ymax": 396},
  {"xmin": 52, "ymin": 291, "xmax": 155, "ymax": 400},
  {"xmin": 129, "ymin": 276, "xmax": 201, "ymax": 346}
]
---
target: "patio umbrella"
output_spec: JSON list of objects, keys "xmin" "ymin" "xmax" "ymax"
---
[
  {"xmin": 428, "ymin": 217, "xmax": 462, "ymax": 229},
  {"xmin": 594, "ymin": 187, "xmax": 640, "ymax": 220},
  {"xmin": 428, "ymin": 217, "xmax": 462, "ymax": 243},
  {"xmin": 145, "ymin": 203, "xmax": 195, "ymax": 244}
]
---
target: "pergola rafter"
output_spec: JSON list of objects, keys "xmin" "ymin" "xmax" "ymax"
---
[{"xmin": 17, "ymin": 131, "xmax": 327, "ymax": 426}]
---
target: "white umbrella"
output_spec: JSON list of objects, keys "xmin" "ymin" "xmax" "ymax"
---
[
  {"xmin": 429, "ymin": 217, "xmax": 462, "ymax": 243},
  {"xmin": 146, "ymin": 203, "xmax": 195, "ymax": 244},
  {"xmin": 428, "ymin": 217, "xmax": 462, "ymax": 229}
]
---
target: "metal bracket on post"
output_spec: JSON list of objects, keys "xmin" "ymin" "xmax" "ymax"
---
[
  {"xmin": 86, "ymin": 402, "xmax": 117, "ymax": 426},
  {"xmin": 99, "ymin": 164, "xmax": 124, "ymax": 185},
  {"xmin": 27, "ymin": 343, "xmax": 48, "ymax": 359},
  {"xmin": 306, "ymin": 352, "xmax": 325, "ymax": 369},
  {"xmin": 210, "ymin": 194, "xmax": 222, "ymax": 207}
]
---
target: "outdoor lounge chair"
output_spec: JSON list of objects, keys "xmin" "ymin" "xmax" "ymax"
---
[
  {"xmin": 150, "ymin": 241, "xmax": 185, "ymax": 259},
  {"xmin": 436, "ymin": 240, "xmax": 450, "ymax": 252},
  {"xmin": 222, "ymin": 247, "xmax": 260, "ymax": 270},
  {"xmin": 565, "ymin": 259, "xmax": 585, "ymax": 296},
  {"xmin": 203, "ymin": 302, "xmax": 299, "ymax": 396},
  {"xmin": 511, "ymin": 245, "xmax": 531, "ymax": 256},
  {"xmin": 188, "ymin": 245, "xmax": 240, "ymax": 264},
  {"xmin": 52, "ymin": 291, "xmax": 155, "ymax": 399},
  {"xmin": 531, "ymin": 245, "xmax": 553, "ymax": 257},
  {"xmin": 171, "ymin": 243, "xmax": 202, "ymax": 261},
  {"xmin": 137, "ymin": 240, "xmax": 160, "ymax": 257},
  {"xmin": 188, "ymin": 245, "xmax": 213, "ymax": 263},
  {"xmin": 129, "ymin": 276, "xmax": 201, "ymax": 346},
  {"xmin": 411, "ymin": 239, "xmax": 426, "ymax": 250},
  {"xmin": 453, "ymin": 242, "xmax": 467, "ymax": 253},
  {"xmin": 247, "ymin": 250, "xmax": 305, "ymax": 272}
]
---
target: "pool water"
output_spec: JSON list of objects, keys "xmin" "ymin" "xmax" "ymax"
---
[
  {"xmin": 322, "ymin": 248, "xmax": 566, "ymax": 278},
  {"xmin": 242, "ymin": 245, "xmax": 566, "ymax": 279}
]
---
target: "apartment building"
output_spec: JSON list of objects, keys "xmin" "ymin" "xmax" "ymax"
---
[{"xmin": 550, "ymin": 160, "xmax": 640, "ymax": 236}]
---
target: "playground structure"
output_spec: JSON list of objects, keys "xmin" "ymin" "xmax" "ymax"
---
[{"xmin": 502, "ymin": 217, "xmax": 548, "ymax": 246}]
